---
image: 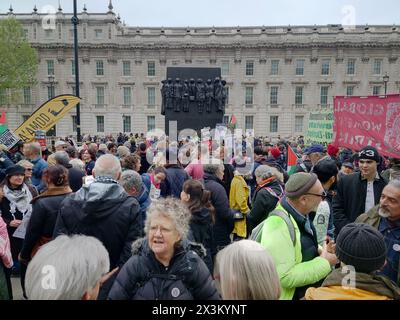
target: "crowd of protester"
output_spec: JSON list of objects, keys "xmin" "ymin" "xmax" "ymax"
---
[{"xmin": 0, "ymin": 130, "xmax": 399, "ymax": 300}]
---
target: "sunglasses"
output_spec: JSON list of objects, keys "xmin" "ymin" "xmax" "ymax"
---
[
  {"xmin": 305, "ymin": 190, "xmax": 327, "ymax": 200},
  {"xmin": 25, "ymin": 168, "xmax": 33, "ymax": 171}
]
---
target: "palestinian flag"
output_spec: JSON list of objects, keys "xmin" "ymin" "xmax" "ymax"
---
[{"xmin": 287, "ymin": 145, "xmax": 298, "ymax": 176}]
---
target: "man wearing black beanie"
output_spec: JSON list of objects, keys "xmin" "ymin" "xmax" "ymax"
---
[
  {"xmin": 333, "ymin": 145, "xmax": 388, "ymax": 237},
  {"xmin": 305, "ymin": 223, "xmax": 400, "ymax": 300}
]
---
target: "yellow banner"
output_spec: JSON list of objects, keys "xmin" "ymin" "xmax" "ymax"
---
[{"xmin": 14, "ymin": 95, "xmax": 81, "ymax": 143}]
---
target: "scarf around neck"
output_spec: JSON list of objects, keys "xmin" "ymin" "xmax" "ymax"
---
[{"xmin": 3, "ymin": 184, "xmax": 33, "ymax": 219}]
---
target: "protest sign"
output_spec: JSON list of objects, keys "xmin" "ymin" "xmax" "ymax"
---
[{"xmin": 305, "ymin": 111, "xmax": 334, "ymax": 145}]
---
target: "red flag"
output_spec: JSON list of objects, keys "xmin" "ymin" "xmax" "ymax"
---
[
  {"xmin": 0, "ymin": 112, "xmax": 6, "ymax": 124},
  {"xmin": 230, "ymin": 115, "xmax": 237, "ymax": 125},
  {"xmin": 287, "ymin": 145, "xmax": 298, "ymax": 175}
]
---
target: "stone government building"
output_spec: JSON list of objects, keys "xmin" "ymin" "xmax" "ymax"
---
[{"xmin": 1, "ymin": 2, "xmax": 399, "ymax": 138}]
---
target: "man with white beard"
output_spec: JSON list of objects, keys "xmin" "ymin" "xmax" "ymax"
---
[{"xmin": 357, "ymin": 179, "xmax": 400, "ymax": 285}]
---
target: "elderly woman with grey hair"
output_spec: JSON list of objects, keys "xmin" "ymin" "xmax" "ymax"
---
[
  {"xmin": 25, "ymin": 234, "xmax": 116, "ymax": 300},
  {"xmin": 203, "ymin": 159, "xmax": 234, "ymax": 253},
  {"xmin": 108, "ymin": 197, "xmax": 220, "ymax": 300},
  {"xmin": 247, "ymin": 165, "xmax": 285, "ymax": 235},
  {"xmin": 214, "ymin": 240, "xmax": 281, "ymax": 300}
]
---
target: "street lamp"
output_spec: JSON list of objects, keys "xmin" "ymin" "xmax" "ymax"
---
[
  {"xmin": 47, "ymin": 75, "xmax": 56, "ymax": 137},
  {"xmin": 72, "ymin": 0, "xmax": 81, "ymax": 143},
  {"xmin": 383, "ymin": 73, "xmax": 389, "ymax": 95}
]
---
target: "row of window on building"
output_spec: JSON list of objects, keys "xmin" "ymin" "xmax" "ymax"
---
[
  {"xmin": 20, "ymin": 113, "xmax": 293, "ymax": 135},
  {"xmin": 0, "ymin": 83, "xmax": 386, "ymax": 108},
  {"xmin": 44, "ymin": 57, "xmax": 386, "ymax": 78}
]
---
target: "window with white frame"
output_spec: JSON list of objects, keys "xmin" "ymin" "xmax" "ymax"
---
[
  {"xmin": 295, "ymin": 86, "xmax": 303, "ymax": 105},
  {"xmin": 72, "ymin": 115, "xmax": 77, "ymax": 132},
  {"xmin": 245, "ymin": 87, "xmax": 254, "ymax": 105},
  {"xmin": 71, "ymin": 60, "xmax": 75, "ymax": 75},
  {"xmin": 45, "ymin": 29, "xmax": 53, "ymax": 38},
  {"xmin": 94, "ymin": 29, "xmax": 103, "ymax": 39},
  {"xmin": 123, "ymin": 87, "xmax": 132, "ymax": 106},
  {"xmin": 122, "ymin": 61, "xmax": 131, "ymax": 76},
  {"xmin": 47, "ymin": 86, "xmax": 55, "ymax": 100},
  {"xmin": 373, "ymin": 59, "xmax": 382, "ymax": 75},
  {"xmin": 347, "ymin": 59, "xmax": 356, "ymax": 75},
  {"xmin": 320, "ymin": 86, "xmax": 329, "ymax": 106},
  {"xmin": 96, "ymin": 60, "xmax": 104, "ymax": 76},
  {"xmin": 47, "ymin": 60, "xmax": 54, "ymax": 75},
  {"xmin": 123, "ymin": 115, "xmax": 131, "ymax": 133},
  {"xmin": 321, "ymin": 59, "xmax": 330, "ymax": 75},
  {"xmin": 271, "ymin": 60, "xmax": 279, "ymax": 75},
  {"xmin": 148, "ymin": 87, "xmax": 156, "ymax": 106},
  {"xmin": 96, "ymin": 116, "xmax": 104, "ymax": 132},
  {"xmin": 147, "ymin": 116, "xmax": 156, "ymax": 131},
  {"xmin": 270, "ymin": 116, "xmax": 278, "ymax": 133},
  {"xmin": 295, "ymin": 116, "xmax": 304, "ymax": 132},
  {"xmin": 147, "ymin": 61, "xmax": 156, "ymax": 76},
  {"xmin": 346, "ymin": 86, "xmax": 354, "ymax": 96},
  {"xmin": 245, "ymin": 60, "xmax": 254, "ymax": 76},
  {"xmin": 270, "ymin": 86, "xmax": 278, "ymax": 105},
  {"xmin": 23, "ymin": 87, "xmax": 31, "ymax": 104},
  {"xmin": 245, "ymin": 116, "xmax": 254, "ymax": 130},
  {"xmin": 221, "ymin": 61, "xmax": 230, "ymax": 76},
  {"xmin": 373, "ymin": 86, "xmax": 381, "ymax": 95},
  {"xmin": 295, "ymin": 59, "xmax": 305, "ymax": 75},
  {"xmin": 96, "ymin": 86, "xmax": 105, "ymax": 105}
]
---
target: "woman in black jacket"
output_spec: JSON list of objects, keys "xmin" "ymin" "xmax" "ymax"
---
[
  {"xmin": 180, "ymin": 179, "xmax": 215, "ymax": 273},
  {"xmin": 0, "ymin": 165, "xmax": 38, "ymax": 299},
  {"xmin": 247, "ymin": 165, "xmax": 284, "ymax": 235},
  {"xmin": 19, "ymin": 165, "xmax": 72, "ymax": 263},
  {"xmin": 108, "ymin": 197, "xmax": 220, "ymax": 300},
  {"xmin": 203, "ymin": 160, "xmax": 234, "ymax": 253}
]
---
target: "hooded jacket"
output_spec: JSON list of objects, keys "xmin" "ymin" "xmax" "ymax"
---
[
  {"xmin": 108, "ymin": 238, "xmax": 220, "ymax": 300},
  {"xmin": 203, "ymin": 173, "xmax": 234, "ymax": 250},
  {"xmin": 20, "ymin": 186, "xmax": 72, "ymax": 260},
  {"xmin": 305, "ymin": 268, "xmax": 400, "ymax": 300},
  {"xmin": 187, "ymin": 207, "xmax": 215, "ymax": 272},
  {"xmin": 53, "ymin": 180, "xmax": 143, "ymax": 270}
]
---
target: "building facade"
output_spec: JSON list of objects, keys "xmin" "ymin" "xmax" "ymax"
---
[{"xmin": 1, "ymin": 3, "xmax": 400, "ymax": 139}]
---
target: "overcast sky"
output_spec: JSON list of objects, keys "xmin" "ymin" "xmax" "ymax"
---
[{"xmin": 1, "ymin": 0, "xmax": 399, "ymax": 27}]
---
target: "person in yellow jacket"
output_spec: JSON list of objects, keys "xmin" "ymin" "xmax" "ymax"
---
[
  {"xmin": 229, "ymin": 168, "xmax": 250, "ymax": 240},
  {"xmin": 305, "ymin": 223, "xmax": 400, "ymax": 300}
]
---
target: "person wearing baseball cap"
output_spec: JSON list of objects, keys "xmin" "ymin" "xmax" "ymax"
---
[
  {"xmin": 305, "ymin": 223, "xmax": 400, "ymax": 300},
  {"xmin": 54, "ymin": 140, "xmax": 69, "ymax": 152},
  {"xmin": 333, "ymin": 145, "xmax": 388, "ymax": 237}
]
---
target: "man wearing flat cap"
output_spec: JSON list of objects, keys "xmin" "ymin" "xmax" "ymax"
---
[
  {"xmin": 333, "ymin": 145, "xmax": 388, "ymax": 237},
  {"xmin": 260, "ymin": 172, "xmax": 338, "ymax": 300}
]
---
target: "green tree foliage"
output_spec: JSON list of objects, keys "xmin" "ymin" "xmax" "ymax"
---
[{"xmin": 0, "ymin": 18, "xmax": 38, "ymax": 104}]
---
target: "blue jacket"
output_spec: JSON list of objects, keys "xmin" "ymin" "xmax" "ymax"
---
[
  {"xmin": 31, "ymin": 156, "xmax": 48, "ymax": 193},
  {"xmin": 160, "ymin": 165, "xmax": 189, "ymax": 198}
]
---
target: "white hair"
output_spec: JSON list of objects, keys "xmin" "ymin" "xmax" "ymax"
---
[
  {"xmin": 214, "ymin": 240, "xmax": 281, "ymax": 300},
  {"xmin": 119, "ymin": 170, "xmax": 143, "ymax": 196},
  {"xmin": 117, "ymin": 145, "xmax": 130, "ymax": 158},
  {"xmin": 69, "ymin": 158, "xmax": 85, "ymax": 172},
  {"xmin": 203, "ymin": 158, "xmax": 224, "ymax": 175},
  {"xmin": 255, "ymin": 165, "xmax": 284, "ymax": 182},
  {"xmin": 25, "ymin": 235, "xmax": 109, "ymax": 300},
  {"xmin": 93, "ymin": 154, "xmax": 121, "ymax": 179},
  {"xmin": 144, "ymin": 197, "xmax": 191, "ymax": 242}
]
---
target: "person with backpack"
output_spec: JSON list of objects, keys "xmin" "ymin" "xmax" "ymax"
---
[
  {"xmin": 247, "ymin": 165, "xmax": 284, "ymax": 236},
  {"xmin": 258, "ymin": 172, "xmax": 338, "ymax": 300},
  {"xmin": 108, "ymin": 198, "xmax": 220, "ymax": 300}
]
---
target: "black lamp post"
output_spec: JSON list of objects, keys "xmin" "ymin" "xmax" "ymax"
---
[
  {"xmin": 383, "ymin": 73, "xmax": 389, "ymax": 95},
  {"xmin": 72, "ymin": 0, "xmax": 81, "ymax": 142}
]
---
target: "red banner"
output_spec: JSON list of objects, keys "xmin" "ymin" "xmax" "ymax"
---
[{"xmin": 333, "ymin": 94, "xmax": 400, "ymax": 159}]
